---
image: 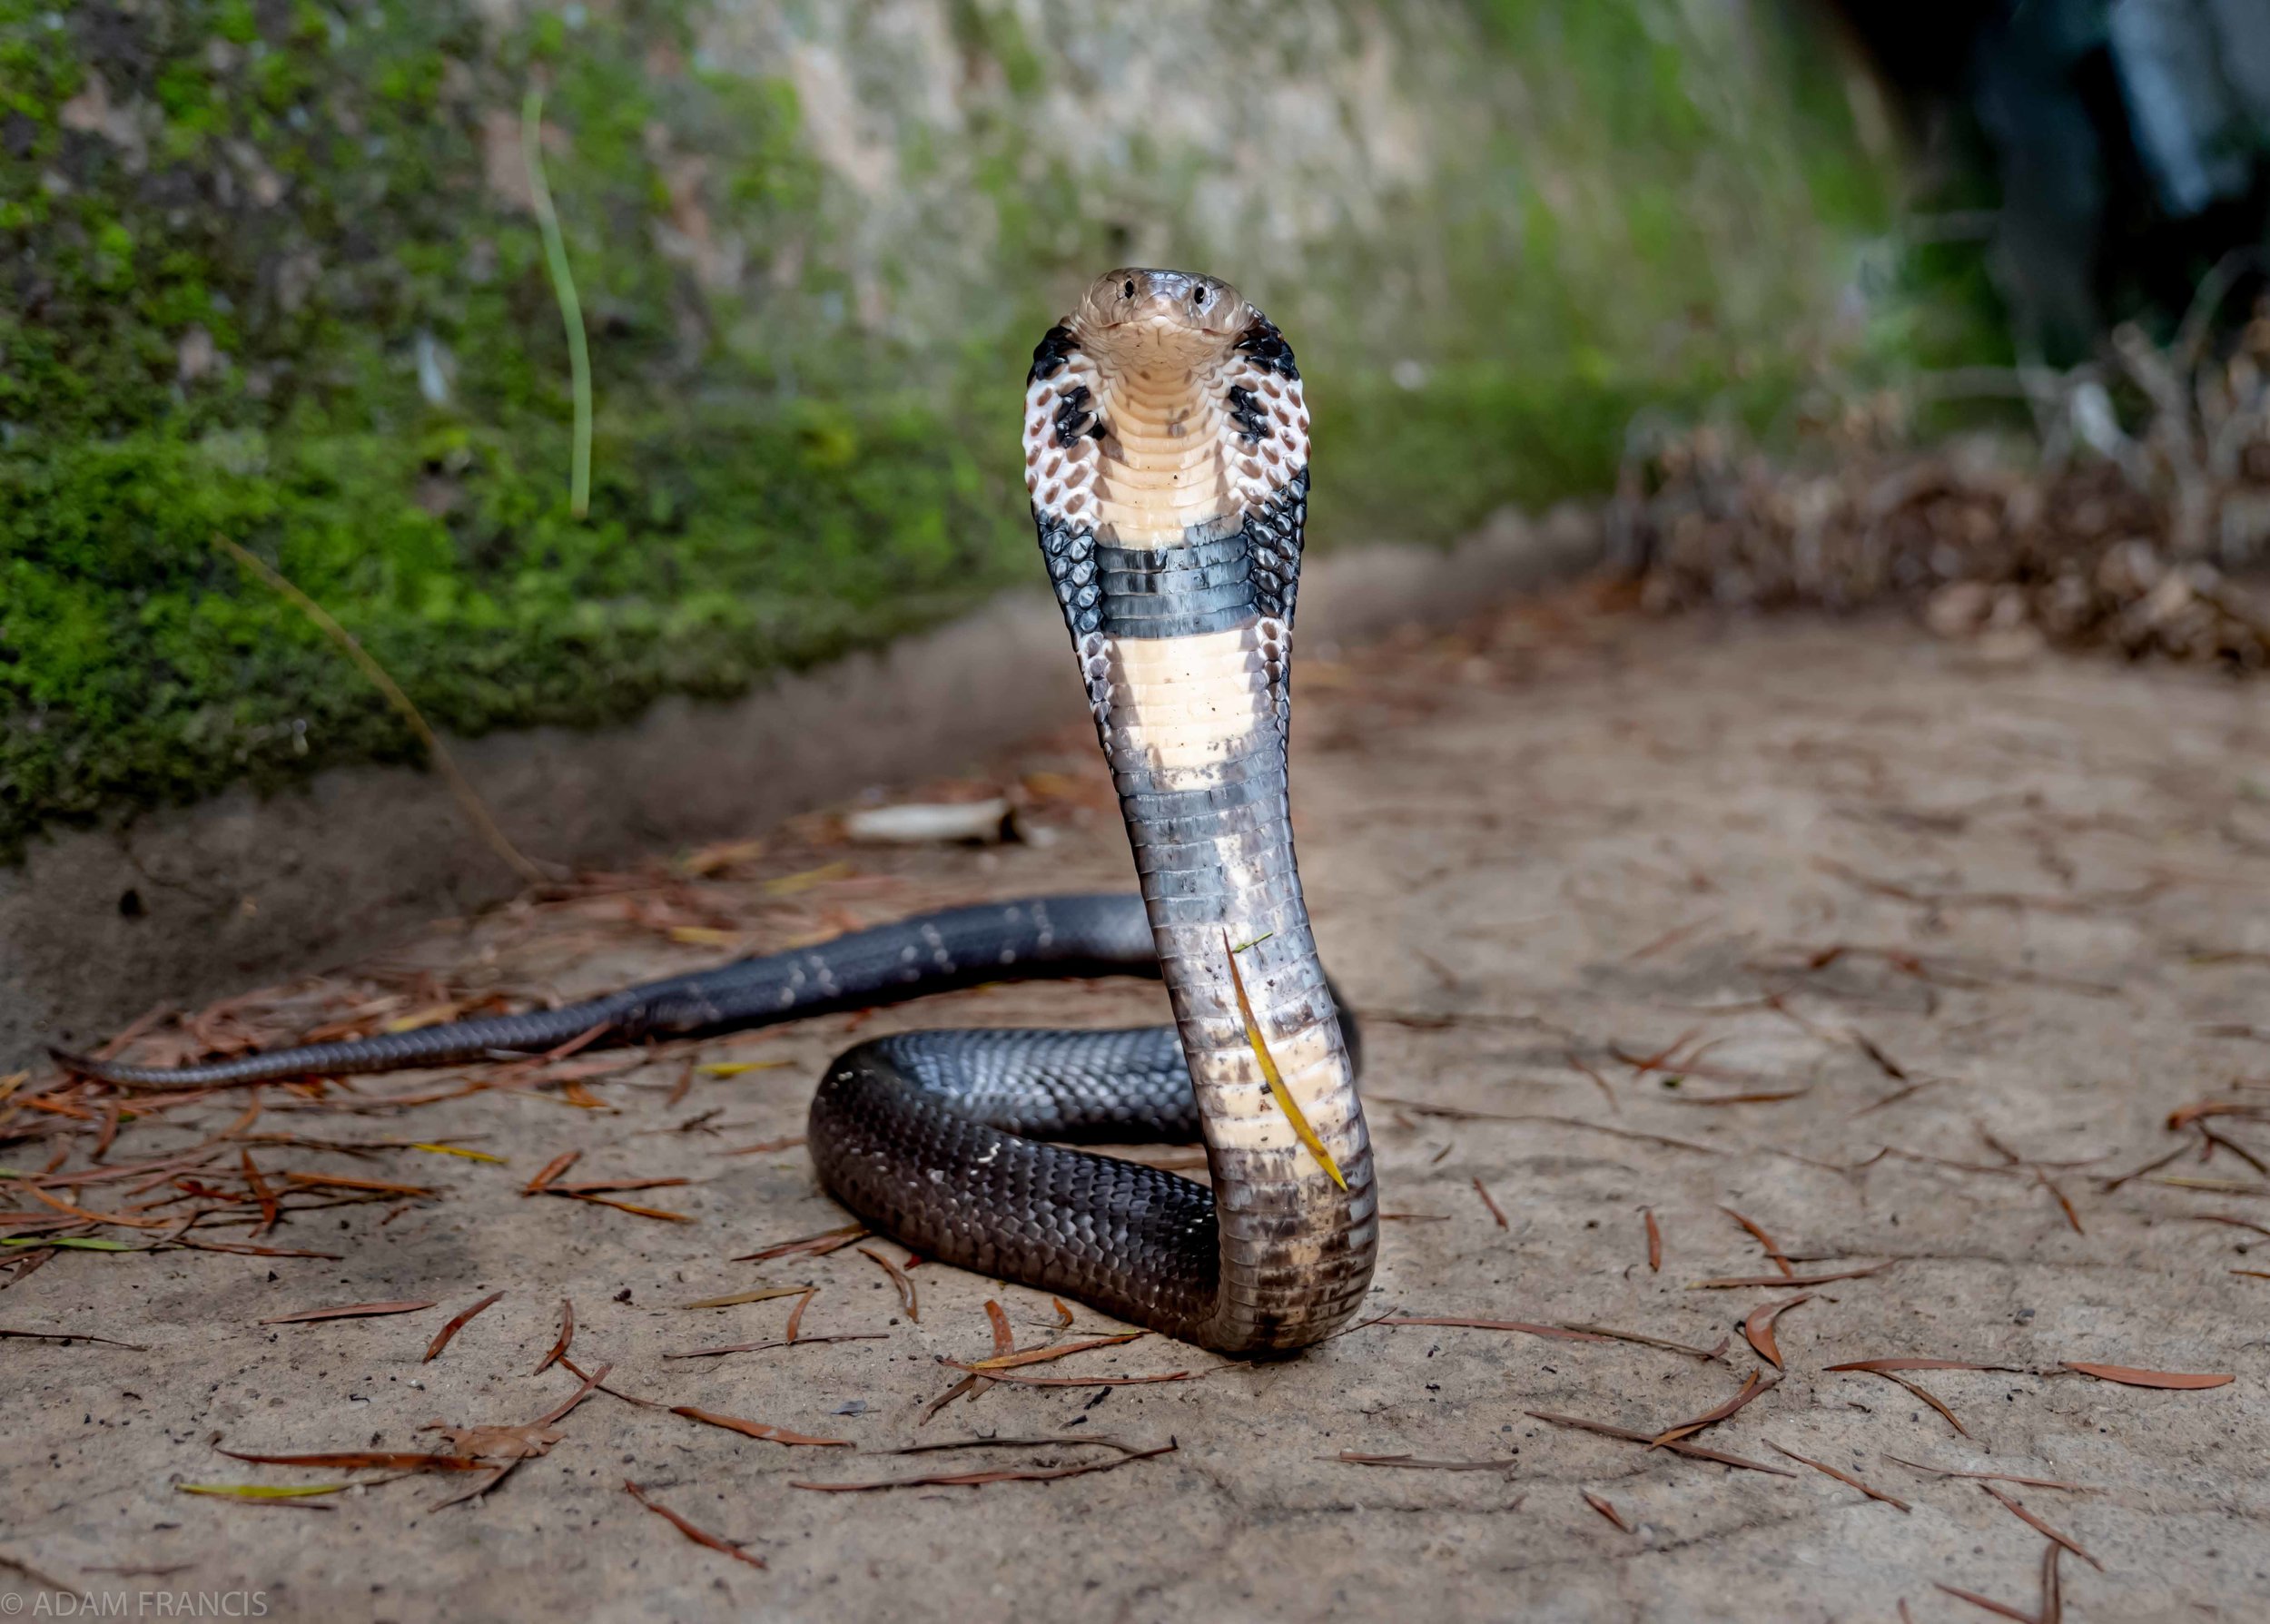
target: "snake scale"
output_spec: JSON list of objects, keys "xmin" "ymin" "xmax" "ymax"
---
[{"xmin": 57, "ymin": 270, "xmax": 1379, "ymax": 1355}]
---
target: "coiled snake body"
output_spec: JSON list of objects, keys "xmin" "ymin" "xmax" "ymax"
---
[{"xmin": 59, "ymin": 271, "xmax": 1378, "ymax": 1355}]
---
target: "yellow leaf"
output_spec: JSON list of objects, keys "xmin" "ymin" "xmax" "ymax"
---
[
  {"xmin": 1220, "ymin": 930, "xmax": 1346, "ymax": 1190},
  {"xmin": 679, "ymin": 1284, "xmax": 811, "ymax": 1309},
  {"xmin": 668, "ymin": 926, "xmax": 741, "ymax": 948},
  {"xmin": 383, "ymin": 1004, "xmax": 463, "ymax": 1034},
  {"xmin": 178, "ymin": 1481, "xmax": 350, "ymax": 1500},
  {"xmin": 681, "ymin": 836, "xmax": 767, "ymax": 876},
  {"xmin": 408, "ymin": 1142, "xmax": 506, "ymax": 1164},
  {"xmin": 762, "ymin": 861, "xmax": 854, "ymax": 897}
]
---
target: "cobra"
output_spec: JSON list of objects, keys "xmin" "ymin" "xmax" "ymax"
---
[{"xmin": 56, "ymin": 269, "xmax": 1378, "ymax": 1355}]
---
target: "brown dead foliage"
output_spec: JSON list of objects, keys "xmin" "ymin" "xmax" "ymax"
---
[
  {"xmin": 624, "ymin": 1480, "xmax": 765, "ymax": 1570},
  {"xmin": 791, "ymin": 1439, "xmax": 1177, "ymax": 1493}
]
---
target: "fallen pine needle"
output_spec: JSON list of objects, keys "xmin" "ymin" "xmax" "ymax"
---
[
  {"xmin": 935, "ymin": 1360, "xmax": 1197, "ymax": 1388},
  {"xmin": 784, "ymin": 1289, "xmax": 817, "ymax": 1343},
  {"xmin": 1332, "ymin": 1452, "xmax": 1521, "ymax": 1473},
  {"xmin": 0, "ymin": 1327, "xmax": 149, "ymax": 1350},
  {"xmin": 422, "ymin": 1291, "xmax": 504, "ymax": 1363},
  {"xmin": 532, "ymin": 1299, "xmax": 574, "ymax": 1375},
  {"xmin": 558, "ymin": 1355, "xmax": 666, "ymax": 1411},
  {"xmin": 1933, "ymin": 1582, "xmax": 2038, "ymax": 1622},
  {"xmin": 1472, "ymin": 1177, "xmax": 1508, "ymax": 1228},
  {"xmin": 1377, "ymin": 1315, "xmax": 1613, "ymax": 1343},
  {"xmin": 1556, "ymin": 1324, "xmax": 1730, "ymax": 1362},
  {"xmin": 884, "ymin": 1434, "xmax": 1137, "ymax": 1459},
  {"xmin": 734, "ymin": 1223, "xmax": 866, "ymax": 1265},
  {"xmin": 1979, "ymin": 1481, "xmax": 2102, "ymax": 1570},
  {"xmin": 1825, "ymin": 1356, "xmax": 2022, "ymax": 1374},
  {"xmin": 1223, "ymin": 931, "xmax": 1345, "ymax": 1189},
  {"xmin": 624, "ymin": 1480, "xmax": 765, "ymax": 1570},
  {"xmin": 1689, "ymin": 1261, "xmax": 1894, "ymax": 1288},
  {"xmin": 967, "ymin": 1333, "xmax": 1144, "ymax": 1372},
  {"xmin": 281, "ymin": 1173, "xmax": 437, "ymax": 1197},
  {"xmin": 669, "ymin": 1405, "xmax": 851, "ymax": 1448},
  {"xmin": 410, "ymin": 1143, "xmax": 505, "ymax": 1164},
  {"xmin": 1643, "ymin": 1206, "xmax": 1662, "ymax": 1271},
  {"xmin": 560, "ymin": 1193, "xmax": 692, "ymax": 1222},
  {"xmin": 1881, "ymin": 1453, "xmax": 2091, "ymax": 1491},
  {"xmin": 1364, "ymin": 1097, "xmax": 1722, "ymax": 1156},
  {"xmin": 1524, "ymin": 1411, "xmax": 1796, "ymax": 1476},
  {"xmin": 259, "ymin": 1299, "xmax": 435, "ymax": 1326},
  {"xmin": 1581, "ymin": 1490, "xmax": 1632, "ymax": 1531},
  {"xmin": 220, "ymin": 1449, "xmax": 485, "ymax": 1473},
  {"xmin": 1720, "ymin": 1206, "xmax": 1794, "ymax": 1275},
  {"xmin": 663, "ymin": 1333, "xmax": 886, "ymax": 1362},
  {"xmin": 1766, "ymin": 1441, "xmax": 1909, "ymax": 1510},
  {"xmin": 791, "ymin": 1440, "xmax": 1177, "ymax": 1492},
  {"xmin": 855, "ymin": 1245, "xmax": 919, "ymax": 1321},
  {"xmin": 1865, "ymin": 1370, "xmax": 1969, "ymax": 1436},
  {"xmin": 524, "ymin": 1150, "xmax": 579, "ymax": 1193},
  {"xmin": 1651, "ymin": 1370, "xmax": 1776, "ymax": 1447},
  {"xmin": 716, "ymin": 1135, "xmax": 806, "ymax": 1156}
]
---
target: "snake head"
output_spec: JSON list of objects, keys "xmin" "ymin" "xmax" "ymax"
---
[{"xmin": 1075, "ymin": 268, "xmax": 1248, "ymax": 356}]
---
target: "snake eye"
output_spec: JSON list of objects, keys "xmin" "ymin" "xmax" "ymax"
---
[
  {"xmin": 1192, "ymin": 288, "xmax": 1209, "ymax": 309},
  {"xmin": 1122, "ymin": 280, "xmax": 1134, "ymax": 299}
]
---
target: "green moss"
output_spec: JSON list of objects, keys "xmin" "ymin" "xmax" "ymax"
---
[{"xmin": 0, "ymin": 0, "xmax": 1920, "ymax": 860}]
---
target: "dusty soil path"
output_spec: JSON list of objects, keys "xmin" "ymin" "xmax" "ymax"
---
[{"xmin": 5, "ymin": 595, "xmax": 2267, "ymax": 1621}]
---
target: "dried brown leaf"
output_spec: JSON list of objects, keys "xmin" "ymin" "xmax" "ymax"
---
[
  {"xmin": 221, "ymin": 1448, "xmax": 486, "ymax": 1473},
  {"xmin": 1555, "ymin": 1324, "xmax": 1729, "ymax": 1362},
  {"xmin": 422, "ymin": 1291, "xmax": 503, "ymax": 1363},
  {"xmin": 1650, "ymin": 1370, "xmax": 1776, "ymax": 1447},
  {"xmin": 2060, "ymin": 1362, "xmax": 2232, "ymax": 1390},
  {"xmin": 669, "ymin": 1405, "xmax": 852, "ymax": 1448},
  {"xmin": 1742, "ymin": 1294, "xmax": 1813, "ymax": 1370},
  {"xmin": 258, "ymin": 1299, "xmax": 436, "ymax": 1325},
  {"xmin": 524, "ymin": 1150, "xmax": 579, "ymax": 1194},
  {"xmin": 856, "ymin": 1244, "xmax": 919, "ymax": 1322},
  {"xmin": 1933, "ymin": 1582, "xmax": 2040, "ymax": 1622},
  {"xmin": 624, "ymin": 1480, "xmax": 765, "ymax": 1570},
  {"xmin": 1881, "ymin": 1453, "xmax": 2091, "ymax": 1491},
  {"xmin": 968, "ymin": 1333, "xmax": 1144, "ymax": 1372},
  {"xmin": 1581, "ymin": 1490, "xmax": 1632, "ymax": 1531},
  {"xmin": 734, "ymin": 1223, "xmax": 867, "ymax": 1265},
  {"xmin": 1766, "ymin": 1441, "xmax": 1910, "ymax": 1510},
  {"xmin": 1720, "ymin": 1207, "xmax": 1793, "ymax": 1275},
  {"xmin": 792, "ymin": 1440, "xmax": 1177, "ymax": 1492},
  {"xmin": 1523, "ymin": 1411, "xmax": 1797, "ymax": 1476},
  {"xmin": 1472, "ymin": 1177, "xmax": 1508, "ymax": 1228},
  {"xmin": 532, "ymin": 1298, "xmax": 574, "ymax": 1376},
  {"xmin": 1689, "ymin": 1261, "xmax": 1894, "ymax": 1289},
  {"xmin": 1331, "ymin": 1452, "xmax": 1521, "ymax": 1472},
  {"xmin": 1377, "ymin": 1315, "xmax": 1613, "ymax": 1343},
  {"xmin": 1979, "ymin": 1482, "xmax": 2102, "ymax": 1570}
]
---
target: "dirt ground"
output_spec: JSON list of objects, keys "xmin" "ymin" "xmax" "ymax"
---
[{"xmin": 5, "ymin": 592, "xmax": 2267, "ymax": 1622}]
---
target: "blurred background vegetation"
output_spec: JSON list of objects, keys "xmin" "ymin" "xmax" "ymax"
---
[{"xmin": 2, "ymin": 0, "xmax": 2264, "ymax": 860}]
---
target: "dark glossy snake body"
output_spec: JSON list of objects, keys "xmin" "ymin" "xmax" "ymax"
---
[{"xmin": 58, "ymin": 270, "xmax": 1377, "ymax": 1354}]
